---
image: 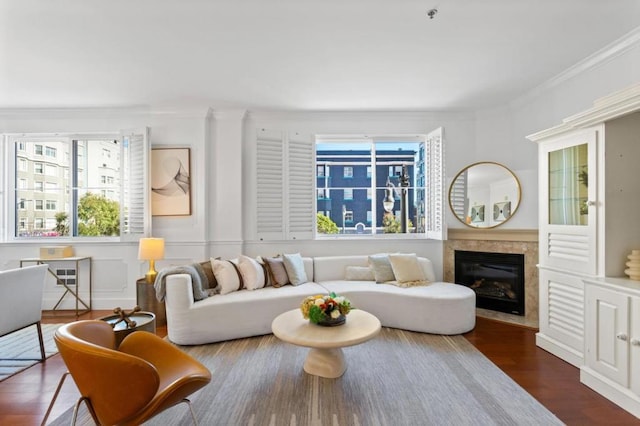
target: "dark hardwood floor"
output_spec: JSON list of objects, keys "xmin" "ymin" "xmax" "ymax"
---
[{"xmin": 0, "ymin": 312, "xmax": 638, "ymax": 425}]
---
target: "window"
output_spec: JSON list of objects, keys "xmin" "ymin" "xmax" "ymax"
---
[
  {"xmin": 344, "ymin": 211, "xmax": 353, "ymax": 222},
  {"xmin": 313, "ymin": 130, "xmax": 444, "ymax": 238},
  {"xmin": 7, "ymin": 130, "xmax": 150, "ymax": 240},
  {"xmin": 18, "ymin": 159, "xmax": 27, "ymax": 171},
  {"xmin": 317, "ymin": 165, "xmax": 325, "ymax": 177},
  {"xmin": 45, "ymin": 146, "xmax": 57, "ymax": 158},
  {"xmin": 344, "ymin": 188, "xmax": 353, "ymax": 200},
  {"xmin": 45, "ymin": 164, "xmax": 57, "ymax": 176},
  {"xmin": 255, "ymin": 128, "xmax": 443, "ymax": 241}
]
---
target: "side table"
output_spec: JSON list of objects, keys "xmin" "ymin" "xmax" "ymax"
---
[
  {"xmin": 101, "ymin": 311, "xmax": 156, "ymax": 347},
  {"xmin": 136, "ymin": 278, "xmax": 166, "ymax": 326}
]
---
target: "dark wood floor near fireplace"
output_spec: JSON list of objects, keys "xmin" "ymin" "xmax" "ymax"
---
[{"xmin": 0, "ymin": 312, "xmax": 636, "ymax": 425}]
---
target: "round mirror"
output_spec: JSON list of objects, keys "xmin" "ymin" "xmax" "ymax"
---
[{"xmin": 449, "ymin": 162, "xmax": 521, "ymax": 228}]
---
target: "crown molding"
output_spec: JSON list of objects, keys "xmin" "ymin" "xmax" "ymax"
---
[
  {"xmin": 526, "ymin": 82, "xmax": 640, "ymax": 141},
  {"xmin": 0, "ymin": 105, "xmax": 211, "ymax": 119},
  {"xmin": 512, "ymin": 26, "xmax": 640, "ymax": 109}
]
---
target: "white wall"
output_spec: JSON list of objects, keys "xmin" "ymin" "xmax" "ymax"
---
[{"xmin": 0, "ymin": 40, "xmax": 638, "ymax": 308}]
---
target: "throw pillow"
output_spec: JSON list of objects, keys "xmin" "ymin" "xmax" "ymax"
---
[
  {"xmin": 199, "ymin": 259, "xmax": 219, "ymax": 293},
  {"xmin": 282, "ymin": 253, "xmax": 308, "ymax": 286},
  {"xmin": 388, "ymin": 253, "xmax": 427, "ymax": 285},
  {"xmin": 211, "ymin": 259, "xmax": 241, "ymax": 295},
  {"xmin": 368, "ymin": 253, "xmax": 396, "ymax": 283},
  {"xmin": 263, "ymin": 257, "xmax": 289, "ymax": 287},
  {"xmin": 345, "ymin": 266, "xmax": 375, "ymax": 281},
  {"xmin": 190, "ymin": 263, "xmax": 212, "ymax": 301},
  {"xmin": 418, "ymin": 257, "xmax": 436, "ymax": 282},
  {"xmin": 237, "ymin": 255, "xmax": 266, "ymax": 291}
]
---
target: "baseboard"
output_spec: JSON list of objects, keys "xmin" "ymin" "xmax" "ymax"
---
[
  {"xmin": 580, "ymin": 367, "xmax": 640, "ymax": 419},
  {"xmin": 535, "ymin": 332, "xmax": 583, "ymax": 367}
]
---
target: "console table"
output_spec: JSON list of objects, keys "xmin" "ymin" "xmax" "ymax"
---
[{"xmin": 20, "ymin": 256, "xmax": 92, "ymax": 318}]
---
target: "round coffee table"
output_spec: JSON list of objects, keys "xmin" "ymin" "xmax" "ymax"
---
[{"xmin": 272, "ymin": 309, "xmax": 381, "ymax": 378}]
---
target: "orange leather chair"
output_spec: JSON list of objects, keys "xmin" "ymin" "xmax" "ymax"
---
[{"xmin": 53, "ymin": 320, "xmax": 211, "ymax": 425}]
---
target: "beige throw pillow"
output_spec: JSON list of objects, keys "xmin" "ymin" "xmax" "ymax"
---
[
  {"xmin": 345, "ymin": 266, "xmax": 375, "ymax": 281},
  {"xmin": 237, "ymin": 255, "xmax": 266, "ymax": 290},
  {"xmin": 211, "ymin": 259, "xmax": 241, "ymax": 295},
  {"xmin": 388, "ymin": 253, "xmax": 429, "ymax": 287}
]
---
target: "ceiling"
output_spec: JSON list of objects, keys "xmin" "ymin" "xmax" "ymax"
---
[{"xmin": 1, "ymin": 0, "xmax": 639, "ymax": 112}]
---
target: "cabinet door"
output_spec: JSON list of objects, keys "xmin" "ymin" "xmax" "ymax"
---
[
  {"xmin": 539, "ymin": 269, "xmax": 585, "ymax": 356},
  {"xmin": 539, "ymin": 127, "xmax": 598, "ymax": 274},
  {"xmin": 585, "ymin": 285, "xmax": 629, "ymax": 387}
]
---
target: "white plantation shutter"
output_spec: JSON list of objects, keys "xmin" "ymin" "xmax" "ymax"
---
[
  {"xmin": 426, "ymin": 127, "xmax": 445, "ymax": 240},
  {"xmin": 286, "ymin": 132, "xmax": 314, "ymax": 239},
  {"xmin": 120, "ymin": 128, "xmax": 150, "ymax": 240},
  {"xmin": 450, "ymin": 169, "xmax": 467, "ymax": 220},
  {"xmin": 256, "ymin": 129, "xmax": 285, "ymax": 240}
]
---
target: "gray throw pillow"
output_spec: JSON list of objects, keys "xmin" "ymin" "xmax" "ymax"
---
[
  {"xmin": 368, "ymin": 254, "xmax": 396, "ymax": 283},
  {"xmin": 282, "ymin": 253, "xmax": 308, "ymax": 286}
]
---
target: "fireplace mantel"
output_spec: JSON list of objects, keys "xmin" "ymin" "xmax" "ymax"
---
[{"xmin": 447, "ymin": 228, "xmax": 538, "ymax": 242}]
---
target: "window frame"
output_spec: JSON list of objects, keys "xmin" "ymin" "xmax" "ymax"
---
[
  {"xmin": 314, "ymin": 131, "xmax": 446, "ymax": 240},
  {"xmin": 2, "ymin": 129, "xmax": 150, "ymax": 242}
]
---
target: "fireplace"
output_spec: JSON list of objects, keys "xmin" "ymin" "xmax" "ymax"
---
[{"xmin": 454, "ymin": 250, "xmax": 525, "ymax": 316}]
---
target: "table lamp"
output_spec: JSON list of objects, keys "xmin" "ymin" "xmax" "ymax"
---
[{"xmin": 138, "ymin": 237, "xmax": 165, "ymax": 284}]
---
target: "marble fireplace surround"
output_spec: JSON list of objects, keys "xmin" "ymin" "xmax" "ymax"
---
[{"xmin": 444, "ymin": 229, "xmax": 539, "ymax": 328}]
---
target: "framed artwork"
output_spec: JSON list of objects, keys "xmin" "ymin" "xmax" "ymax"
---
[
  {"xmin": 151, "ymin": 148, "xmax": 191, "ymax": 216},
  {"xmin": 471, "ymin": 205, "xmax": 485, "ymax": 223},
  {"xmin": 493, "ymin": 201, "xmax": 511, "ymax": 222}
]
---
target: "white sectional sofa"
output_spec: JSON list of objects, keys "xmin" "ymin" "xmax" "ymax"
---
[{"xmin": 163, "ymin": 255, "xmax": 475, "ymax": 345}]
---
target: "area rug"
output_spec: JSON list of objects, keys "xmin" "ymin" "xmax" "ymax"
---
[
  {"xmin": 51, "ymin": 328, "xmax": 563, "ymax": 425},
  {"xmin": 0, "ymin": 323, "xmax": 60, "ymax": 382}
]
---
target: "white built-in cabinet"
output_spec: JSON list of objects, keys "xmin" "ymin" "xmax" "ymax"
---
[
  {"xmin": 582, "ymin": 278, "xmax": 640, "ymax": 418},
  {"xmin": 527, "ymin": 84, "xmax": 640, "ymax": 418}
]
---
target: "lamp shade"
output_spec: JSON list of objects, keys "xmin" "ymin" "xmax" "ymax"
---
[{"xmin": 138, "ymin": 238, "xmax": 165, "ymax": 261}]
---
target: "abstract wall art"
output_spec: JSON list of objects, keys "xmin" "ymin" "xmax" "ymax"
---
[{"xmin": 151, "ymin": 147, "xmax": 191, "ymax": 216}]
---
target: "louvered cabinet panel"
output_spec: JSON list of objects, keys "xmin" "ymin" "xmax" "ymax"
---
[{"xmin": 537, "ymin": 268, "xmax": 585, "ymax": 365}]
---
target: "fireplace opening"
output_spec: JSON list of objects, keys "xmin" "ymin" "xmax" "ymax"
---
[{"xmin": 454, "ymin": 250, "xmax": 525, "ymax": 316}]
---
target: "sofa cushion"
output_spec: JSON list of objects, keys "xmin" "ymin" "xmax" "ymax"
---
[
  {"xmin": 212, "ymin": 259, "xmax": 241, "ymax": 295},
  {"xmin": 388, "ymin": 253, "xmax": 427, "ymax": 285},
  {"xmin": 237, "ymin": 256, "xmax": 266, "ymax": 291},
  {"xmin": 418, "ymin": 257, "xmax": 436, "ymax": 283},
  {"xmin": 368, "ymin": 254, "xmax": 396, "ymax": 283},
  {"xmin": 282, "ymin": 253, "xmax": 308, "ymax": 286},
  {"xmin": 264, "ymin": 257, "xmax": 289, "ymax": 287},
  {"xmin": 345, "ymin": 266, "xmax": 375, "ymax": 281}
]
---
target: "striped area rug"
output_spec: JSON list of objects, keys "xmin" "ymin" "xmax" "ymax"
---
[
  {"xmin": 0, "ymin": 323, "xmax": 60, "ymax": 382},
  {"xmin": 51, "ymin": 327, "xmax": 562, "ymax": 425}
]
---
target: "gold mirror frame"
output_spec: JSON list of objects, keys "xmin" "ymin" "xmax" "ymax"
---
[{"xmin": 448, "ymin": 161, "xmax": 521, "ymax": 229}]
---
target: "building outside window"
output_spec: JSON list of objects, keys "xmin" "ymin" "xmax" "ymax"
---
[
  {"xmin": 46, "ymin": 200, "xmax": 56, "ymax": 210},
  {"xmin": 35, "ymin": 200, "xmax": 43, "ymax": 210},
  {"xmin": 34, "ymin": 163, "xmax": 43, "ymax": 174},
  {"xmin": 34, "ymin": 144, "xmax": 43, "ymax": 155},
  {"xmin": 316, "ymin": 137, "xmax": 426, "ymax": 236}
]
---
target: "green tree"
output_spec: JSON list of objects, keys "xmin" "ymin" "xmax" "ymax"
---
[
  {"xmin": 77, "ymin": 192, "xmax": 120, "ymax": 236},
  {"xmin": 54, "ymin": 212, "xmax": 69, "ymax": 236},
  {"xmin": 382, "ymin": 213, "xmax": 413, "ymax": 233},
  {"xmin": 316, "ymin": 213, "xmax": 339, "ymax": 234}
]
